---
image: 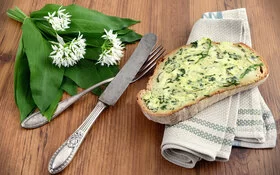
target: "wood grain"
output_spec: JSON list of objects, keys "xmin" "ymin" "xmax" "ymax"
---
[{"xmin": 0, "ymin": 0, "xmax": 279, "ymax": 174}]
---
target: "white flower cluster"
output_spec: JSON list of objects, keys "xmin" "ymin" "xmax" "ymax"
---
[
  {"xmin": 50, "ymin": 33, "xmax": 86, "ymax": 68},
  {"xmin": 97, "ymin": 29, "xmax": 124, "ymax": 66},
  {"xmin": 44, "ymin": 7, "xmax": 71, "ymax": 31}
]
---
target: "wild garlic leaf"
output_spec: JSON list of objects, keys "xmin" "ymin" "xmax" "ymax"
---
[
  {"xmin": 67, "ymin": 32, "xmax": 104, "ymax": 47},
  {"xmin": 118, "ymin": 30, "xmax": 142, "ymax": 43},
  {"xmin": 64, "ymin": 59, "xmax": 103, "ymax": 88},
  {"xmin": 30, "ymin": 4, "xmax": 140, "ymax": 34},
  {"xmin": 84, "ymin": 47, "xmax": 102, "ymax": 60},
  {"xmin": 42, "ymin": 89, "xmax": 63, "ymax": 121},
  {"xmin": 14, "ymin": 37, "xmax": 36, "ymax": 122},
  {"xmin": 22, "ymin": 18, "xmax": 64, "ymax": 112},
  {"xmin": 66, "ymin": 4, "xmax": 139, "ymax": 27},
  {"xmin": 91, "ymin": 64, "xmax": 119, "ymax": 96},
  {"xmin": 30, "ymin": 4, "xmax": 61, "ymax": 17},
  {"xmin": 61, "ymin": 76, "xmax": 78, "ymax": 96},
  {"xmin": 63, "ymin": 30, "xmax": 140, "ymax": 48},
  {"xmin": 34, "ymin": 20, "xmax": 56, "ymax": 38},
  {"xmin": 64, "ymin": 59, "xmax": 118, "ymax": 96},
  {"xmin": 64, "ymin": 59, "xmax": 104, "ymax": 95},
  {"xmin": 116, "ymin": 29, "xmax": 133, "ymax": 35},
  {"xmin": 96, "ymin": 63, "xmax": 119, "ymax": 80}
]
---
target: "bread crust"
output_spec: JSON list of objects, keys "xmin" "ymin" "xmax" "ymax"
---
[{"xmin": 136, "ymin": 42, "xmax": 269, "ymax": 125}]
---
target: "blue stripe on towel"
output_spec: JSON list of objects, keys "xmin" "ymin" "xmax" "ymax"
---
[{"xmin": 202, "ymin": 11, "xmax": 223, "ymax": 19}]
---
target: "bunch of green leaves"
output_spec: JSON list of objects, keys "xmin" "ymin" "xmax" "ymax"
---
[{"xmin": 8, "ymin": 4, "xmax": 142, "ymax": 122}]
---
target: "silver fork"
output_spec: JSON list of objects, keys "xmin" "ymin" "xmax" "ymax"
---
[{"xmin": 21, "ymin": 45, "xmax": 165, "ymax": 129}]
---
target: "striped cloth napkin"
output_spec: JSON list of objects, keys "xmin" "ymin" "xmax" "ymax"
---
[{"xmin": 161, "ymin": 8, "xmax": 277, "ymax": 168}]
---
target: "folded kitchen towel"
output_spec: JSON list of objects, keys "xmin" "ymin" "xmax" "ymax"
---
[
  {"xmin": 233, "ymin": 88, "xmax": 277, "ymax": 148},
  {"xmin": 161, "ymin": 8, "xmax": 277, "ymax": 169}
]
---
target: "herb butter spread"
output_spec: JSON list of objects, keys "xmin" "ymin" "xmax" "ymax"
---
[{"xmin": 141, "ymin": 38, "xmax": 264, "ymax": 113}]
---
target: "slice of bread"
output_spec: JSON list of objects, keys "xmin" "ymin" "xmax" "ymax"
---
[{"xmin": 137, "ymin": 38, "xmax": 269, "ymax": 125}]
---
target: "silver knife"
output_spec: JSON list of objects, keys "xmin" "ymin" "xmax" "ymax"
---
[{"xmin": 48, "ymin": 33, "xmax": 157, "ymax": 174}]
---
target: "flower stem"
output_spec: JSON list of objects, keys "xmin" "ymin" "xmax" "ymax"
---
[
  {"xmin": 7, "ymin": 7, "xmax": 28, "ymax": 23},
  {"xmin": 101, "ymin": 39, "xmax": 113, "ymax": 53}
]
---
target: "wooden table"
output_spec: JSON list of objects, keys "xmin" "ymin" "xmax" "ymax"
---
[{"xmin": 0, "ymin": 0, "xmax": 279, "ymax": 174}]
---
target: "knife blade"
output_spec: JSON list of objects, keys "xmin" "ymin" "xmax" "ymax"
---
[
  {"xmin": 48, "ymin": 33, "xmax": 157, "ymax": 174},
  {"xmin": 99, "ymin": 33, "xmax": 157, "ymax": 105}
]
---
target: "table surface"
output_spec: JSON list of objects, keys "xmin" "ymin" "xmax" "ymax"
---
[{"xmin": 0, "ymin": 0, "xmax": 280, "ymax": 174}]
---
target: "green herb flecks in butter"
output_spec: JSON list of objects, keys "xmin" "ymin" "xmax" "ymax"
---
[{"xmin": 142, "ymin": 38, "xmax": 264, "ymax": 112}]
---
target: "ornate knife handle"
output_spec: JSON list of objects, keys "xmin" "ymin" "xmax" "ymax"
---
[{"xmin": 48, "ymin": 101, "xmax": 107, "ymax": 174}]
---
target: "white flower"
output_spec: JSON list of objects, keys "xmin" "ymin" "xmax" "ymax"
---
[
  {"xmin": 44, "ymin": 6, "xmax": 71, "ymax": 31},
  {"xmin": 50, "ymin": 33, "xmax": 86, "ymax": 68},
  {"xmin": 97, "ymin": 29, "xmax": 124, "ymax": 66}
]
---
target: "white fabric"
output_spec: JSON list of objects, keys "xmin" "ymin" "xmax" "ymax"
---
[{"xmin": 161, "ymin": 8, "xmax": 277, "ymax": 169}]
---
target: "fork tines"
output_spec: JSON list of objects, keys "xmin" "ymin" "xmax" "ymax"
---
[{"xmin": 132, "ymin": 44, "xmax": 165, "ymax": 82}]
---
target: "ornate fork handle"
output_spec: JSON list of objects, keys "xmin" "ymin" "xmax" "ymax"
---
[
  {"xmin": 21, "ymin": 78, "xmax": 114, "ymax": 128},
  {"xmin": 48, "ymin": 101, "xmax": 107, "ymax": 174}
]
